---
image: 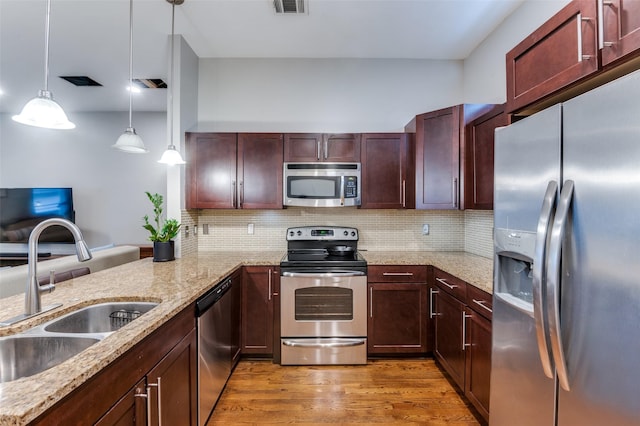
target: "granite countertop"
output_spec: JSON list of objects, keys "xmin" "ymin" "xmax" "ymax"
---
[{"xmin": 0, "ymin": 250, "xmax": 493, "ymax": 425}]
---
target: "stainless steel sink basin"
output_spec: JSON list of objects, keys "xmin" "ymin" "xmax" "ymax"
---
[
  {"xmin": 0, "ymin": 335, "xmax": 100, "ymax": 383},
  {"xmin": 43, "ymin": 301, "xmax": 158, "ymax": 334}
]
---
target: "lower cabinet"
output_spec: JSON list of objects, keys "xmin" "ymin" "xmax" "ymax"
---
[
  {"xmin": 33, "ymin": 306, "xmax": 197, "ymax": 426},
  {"xmin": 367, "ymin": 265, "xmax": 429, "ymax": 355},
  {"xmin": 241, "ymin": 266, "xmax": 279, "ymax": 356},
  {"xmin": 429, "ymin": 267, "xmax": 492, "ymax": 423}
]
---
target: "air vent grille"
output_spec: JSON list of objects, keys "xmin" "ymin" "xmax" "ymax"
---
[
  {"xmin": 274, "ymin": 0, "xmax": 306, "ymax": 14},
  {"xmin": 60, "ymin": 76, "xmax": 102, "ymax": 87}
]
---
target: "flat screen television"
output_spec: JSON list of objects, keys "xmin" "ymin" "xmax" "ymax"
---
[{"xmin": 0, "ymin": 188, "xmax": 75, "ymax": 243}]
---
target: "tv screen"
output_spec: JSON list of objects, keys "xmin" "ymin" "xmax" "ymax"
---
[{"xmin": 0, "ymin": 188, "xmax": 75, "ymax": 243}]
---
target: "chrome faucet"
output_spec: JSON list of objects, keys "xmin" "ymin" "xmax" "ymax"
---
[
  {"xmin": 25, "ymin": 218, "xmax": 92, "ymax": 315},
  {"xmin": 0, "ymin": 218, "xmax": 92, "ymax": 326}
]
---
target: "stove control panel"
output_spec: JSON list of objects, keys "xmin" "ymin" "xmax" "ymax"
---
[{"xmin": 286, "ymin": 226, "xmax": 358, "ymax": 241}]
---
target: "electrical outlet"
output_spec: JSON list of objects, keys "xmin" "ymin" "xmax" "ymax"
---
[
  {"xmin": 203, "ymin": 224, "xmax": 209, "ymax": 235},
  {"xmin": 422, "ymin": 224, "xmax": 430, "ymax": 235},
  {"xmin": 184, "ymin": 225, "xmax": 190, "ymax": 237},
  {"xmin": 248, "ymin": 223, "xmax": 255, "ymax": 235}
]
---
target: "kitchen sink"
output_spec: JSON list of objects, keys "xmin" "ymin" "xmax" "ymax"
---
[
  {"xmin": 43, "ymin": 301, "xmax": 159, "ymax": 334},
  {"xmin": 0, "ymin": 335, "xmax": 100, "ymax": 383}
]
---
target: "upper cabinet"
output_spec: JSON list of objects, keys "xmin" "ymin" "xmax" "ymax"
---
[
  {"xmin": 507, "ymin": 0, "xmax": 640, "ymax": 115},
  {"xmin": 284, "ymin": 133, "xmax": 361, "ymax": 162},
  {"xmin": 186, "ymin": 132, "xmax": 283, "ymax": 209},
  {"xmin": 360, "ymin": 133, "xmax": 415, "ymax": 209},
  {"xmin": 600, "ymin": 0, "xmax": 640, "ymax": 67},
  {"xmin": 461, "ymin": 104, "xmax": 508, "ymax": 210},
  {"xmin": 406, "ymin": 104, "xmax": 494, "ymax": 210}
]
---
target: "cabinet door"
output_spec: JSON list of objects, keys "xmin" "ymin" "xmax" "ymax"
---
[
  {"xmin": 433, "ymin": 288, "xmax": 466, "ymax": 389},
  {"xmin": 147, "ymin": 329, "xmax": 197, "ymax": 426},
  {"xmin": 241, "ymin": 266, "xmax": 275, "ymax": 355},
  {"xmin": 186, "ymin": 133, "xmax": 237, "ymax": 209},
  {"xmin": 462, "ymin": 104, "xmax": 508, "ymax": 210},
  {"xmin": 601, "ymin": 0, "xmax": 640, "ymax": 66},
  {"xmin": 361, "ymin": 133, "xmax": 414, "ymax": 209},
  {"xmin": 284, "ymin": 133, "xmax": 323, "ymax": 161},
  {"xmin": 237, "ymin": 133, "xmax": 284, "ymax": 209},
  {"xmin": 95, "ymin": 378, "xmax": 147, "ymax": 426},
  {"xmin": 465, "ymin": 311, "xmax": 492, "ymax": 423},
  {"xmin": 323, "ymin": 133, "xmax": 361, "ymax": 162},
  {"xmin": 367, "ymin": 282, "xmax": 428, "ymax": 354},
  {"xmin": 506, "ymin": 0, "xmax": 598, "ymax": 114},
  {"xmin": 415, "ymin": 106, "xmax": 460, "ymax": 210}
]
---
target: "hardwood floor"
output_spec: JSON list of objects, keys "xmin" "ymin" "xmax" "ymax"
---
[{"xmin": 207, "ymin": 358, "xmax": 481, "ymax": 425}]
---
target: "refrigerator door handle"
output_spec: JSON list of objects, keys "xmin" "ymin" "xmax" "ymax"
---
[
  {"xmin": 533, "ymin": 180, "xmax": 558, "ymax": 379},
  {"xmin": 546, "ymin": 179, "xmax": 575, "ymax": 392}
]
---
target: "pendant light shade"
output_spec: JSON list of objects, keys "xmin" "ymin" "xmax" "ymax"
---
[
  {"xmin": 12, "ymin": 0, "xmax": 75, "ymax": 130},
  {"xmin": 158, "ymin": 0, "xmax": 186, "ymax": 165},
  {"xmin": 113, "ymin": 0, "xmax": 148, "ymax": 153}
]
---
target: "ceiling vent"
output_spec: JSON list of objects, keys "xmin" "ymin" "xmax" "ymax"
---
[
  {"xmin": 274, "ymin": 0, "xmax": 307, "ymax": 14},
  {"xmin": 60, "ymin": 76, "xmax": 102, "ymax": 87},
  {"xmin": 132, "ymin": 78, "xmax": 167, "ymax": 89}
]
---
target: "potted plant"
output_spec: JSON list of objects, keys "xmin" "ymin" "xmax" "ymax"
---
[{"xmin": 143, "ymin": 191, "xmax": 181, "ymax": 262}]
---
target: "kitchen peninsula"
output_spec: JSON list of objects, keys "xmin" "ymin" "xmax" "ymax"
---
[{"xmin": 0, "ymin": 250, "xmax": 491, "ymax": 425}]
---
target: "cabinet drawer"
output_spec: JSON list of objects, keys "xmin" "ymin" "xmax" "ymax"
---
[
  {"xmin": 368, "ymin": 265, "xmax": 427, "ymax": 283},
  {"xmin": 432, "ymin": 267, "xmax": 467, "ymax": 301},
  {"xmin": 467, "ymin": 285, "xmax": 493, "ymax": 321}
]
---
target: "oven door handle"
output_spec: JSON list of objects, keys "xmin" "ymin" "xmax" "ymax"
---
[
  {"xmin": 282, "ymin": 271, "xmax": 366, "ymax": 277},
  {"xmin": 282, "ymin": 338, "xmax": 366, "ymax": 348}
]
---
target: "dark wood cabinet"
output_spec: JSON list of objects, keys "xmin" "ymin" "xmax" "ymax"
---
[
  {"xmin": 465, "ymin": 310, "xmax": 492, "ymax": 422},
  {"xmin": 360, "ymin": 133, "xmax": 415, "ymax": 209},
  {"xmin": 462, "ymin": 104, "xmax": 508, "ymax": 210},
  {"xmin": 601, "ymin": 0, "xmax": 640, "ymax": 66},
  {"xmin": 406, "ymin": 105, "xmax": 493, "ymax": 210},
  {"xmin": 186, "ymin": 132, "xmax": 237, "ymax": 209},
  {"xmin": 367, "ymin": 265, "xmax": 428, "ymax": 354},
  {"xmin": 506, "ymin": 0, "xmax": 640, "ymax": 115},
  {"xmin": 241, "ymin": 266, "xmax": 278, "ymax": 356},
  {"xmin": 429, "ymin": 267, "xmax": 492, "ymax": 423},
  {"xmin": 506, "ymin": 1, "xmax": 598, "ymax": 114},
  {"xmin": 284, "ymin": 133, "xmax": 361, "ymax": 162},
  {"xmin": 95, "ymin": 378, "xmax": 147, "ymax": 426},
  {"xmin": 34, "ymin": 306, "xmax": 197, "ymax": 426},
  {"xmin": 146, "ymin": 329, "xmax": 197, "ymax": 426},
  {"xmin": 186, "ymin": 132, "xmax": 283, "ymax": 209},
  {"xmin": 237, "ymin": 133, "xmax": 284, "ymax": 209}
]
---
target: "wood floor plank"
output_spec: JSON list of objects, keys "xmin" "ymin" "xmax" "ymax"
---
[{"xmin": 206, "ymin": 359, "xmax": 481, "ymax": 425}]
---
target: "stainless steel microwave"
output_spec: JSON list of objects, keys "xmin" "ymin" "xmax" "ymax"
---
[{"xmin": 283, "ymin": 162, "xmax": 361, "ymax": 207}]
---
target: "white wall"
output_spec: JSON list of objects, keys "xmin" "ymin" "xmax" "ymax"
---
[
  {"xmin": 0, "ymin": 112, "xmax": 167, "ymax": 249},
  {"xmin": 195, "ymin": 58, "xmax": 464, "ymax": 132},
  {"xmin": 463, "ymin": 0, "xmax": 571, "ymax": 103}
]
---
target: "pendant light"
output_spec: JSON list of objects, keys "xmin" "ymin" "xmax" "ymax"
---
[
  {"xmin": 113, "ymin": 0, "xmax": 148, "ymax": 153},
  {"xmin": 158, "ymin": 0, "xmax": 186, "ymax": 165},
  {"xmin": 12, "ymin": 0, "xmax": 75, "ymax": 130}
]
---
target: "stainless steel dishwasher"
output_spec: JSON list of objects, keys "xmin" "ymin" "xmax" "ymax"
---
[{"xmin": 195, "ymin": 276, "xmax": 233, "ymax": 426}]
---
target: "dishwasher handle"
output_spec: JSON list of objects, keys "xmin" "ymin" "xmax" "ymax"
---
[{"xmin": 196, "ymin": 277, "xmax": 232, "ymax": 316}]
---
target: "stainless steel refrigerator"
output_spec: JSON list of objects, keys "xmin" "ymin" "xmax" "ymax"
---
[{"xmin": 491, "ymin": 69, "xmax": 640, "ymax": 425}]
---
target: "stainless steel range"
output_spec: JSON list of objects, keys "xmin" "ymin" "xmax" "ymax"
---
[{"xmin": 279, "ymin": 226, "xmax": 367, "ymax": 365}]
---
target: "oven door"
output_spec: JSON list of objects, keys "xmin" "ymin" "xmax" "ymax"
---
[{"xmin": 280, "ymin": 271, "xmax": 367, "ymax": 337}]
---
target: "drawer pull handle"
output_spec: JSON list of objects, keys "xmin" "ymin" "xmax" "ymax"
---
[
  {"xmin": 472, "ymin": 299, "xmax": 493, "ymax": 313},
  {"xmin": 435, "ymin": 277, "xmax": 457, "ymax": 290},
  {"xmin": 382, "ymin": 272, "xmax": 414, "ymax": 276}
]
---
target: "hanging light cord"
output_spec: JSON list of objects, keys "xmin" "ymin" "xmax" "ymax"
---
[
  {"xmin": 43, "ymin": 0, "xmax": 51, "ymax": 92},
  {"xmin": 127, "ymin": 0, "xmax": 134, "ymax": 128},
  {"xmin": 168, "ymin": 1, "xmax": 176, "ymax": 149}
]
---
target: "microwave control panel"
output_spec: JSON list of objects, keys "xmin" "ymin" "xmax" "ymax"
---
[{"xmin": 344, "ymin": 176, "xmax": 357, "ymax": 198}]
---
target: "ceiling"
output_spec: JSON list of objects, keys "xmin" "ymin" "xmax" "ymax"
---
[{"xmin": 0, "ymin": 0, "xmax": 524, "ymax": 114}]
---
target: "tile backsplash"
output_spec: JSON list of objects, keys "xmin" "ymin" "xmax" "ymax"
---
[{"xmin": 183, "ymin": 208, "xmax": 494, "ymax": 259}]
